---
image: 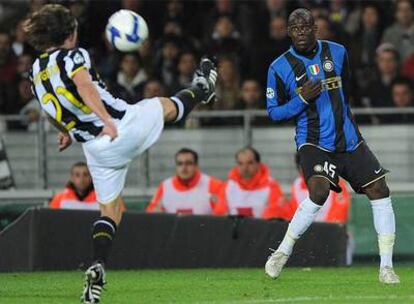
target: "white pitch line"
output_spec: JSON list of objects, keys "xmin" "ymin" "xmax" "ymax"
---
[{"xmin": 195, "ymin": 294, "xmax": 414, "ymax": 304}]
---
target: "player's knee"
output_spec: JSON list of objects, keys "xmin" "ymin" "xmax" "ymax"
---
[
  {"xmin": 364, "ymin": 178, "xmax": 390, "ymax": 200},
  {"xmin": 160, "ymin": 97, "xmax": 178, "ymax": 122},
  {"xmin": 307, "ymin": 177, "xmax": 330, "ymax": 205}
]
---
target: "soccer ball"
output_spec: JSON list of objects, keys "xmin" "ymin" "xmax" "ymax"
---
[{"xmin": 105, "ymin": 9, "xmax": 149, "ymax": 52}]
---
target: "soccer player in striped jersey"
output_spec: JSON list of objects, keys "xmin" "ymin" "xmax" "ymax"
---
[
  {"xmin": 265, "ymin": 8, "xmax": 399, "ymax": 284},
  {"xmin": 24, "ymin": 4, "xmax": 217, "ymax": 303}
]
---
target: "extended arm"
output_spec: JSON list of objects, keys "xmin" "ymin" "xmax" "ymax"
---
[{"xmin": 72, "ymin": 69, "xmax": 117, "ymax": 140}]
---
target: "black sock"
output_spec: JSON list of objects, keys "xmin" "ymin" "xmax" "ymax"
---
[
  {"xmin": 91, "ymin": 216, "xmax": 117, "ymax": 265},
  {"xmin": 171, "ymin": 86, "xmax": 205, "ymax": 122}
]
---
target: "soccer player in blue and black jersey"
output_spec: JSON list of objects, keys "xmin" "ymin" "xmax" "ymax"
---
[{"xmin": 264, "ymin": 8, "xmax": 400, "ymax": 284}]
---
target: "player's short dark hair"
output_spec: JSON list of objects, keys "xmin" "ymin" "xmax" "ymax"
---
[
  {"xmin": 288, "ymin": 8, "xmax": 314, "ymax": 26},
  {"xmin": 235, "ymin": 147, "xmax": 261, "ymax": 163},
  {"xmin": 23, "ymin": 4, "xmax": 77, "ymax": 52},
  {"xmin": 391, "ymin": 77, "xmax": 413, "ymax": 91},
  {"xmin": 175, "ymin": 148, "xmax": 199, "ymax": 164}
]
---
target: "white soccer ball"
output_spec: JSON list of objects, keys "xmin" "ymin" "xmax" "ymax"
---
[{"xmin": 105, "ymin": 9, "xmax": 149, "ymax": 52}]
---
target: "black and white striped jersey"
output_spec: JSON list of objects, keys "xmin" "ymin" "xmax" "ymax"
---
[{"xmin": 30, "ymin": 47, "xmax": 127, "ymax": 142}]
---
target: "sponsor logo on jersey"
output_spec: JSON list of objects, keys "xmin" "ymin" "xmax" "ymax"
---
[
  {"xmin": 308, "ymin": 64, "xmax": 320, "ymax": 76},
  {"xmin": 295, "ymin": 76, "xmax": 342, "ymax": 94},
  {"xmin": 323, "ymin": 60, "xmax": 334, "ymax": 72},
  {"xmin": 266, "ymin": 87, "xmax": 275, "ymax": 98}
]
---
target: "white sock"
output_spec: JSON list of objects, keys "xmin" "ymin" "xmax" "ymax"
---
[
  {"xmin": 277, "ymin": 197, "xmax": 321, "ymax": 255},
  {"xmin": 370, "ymin": 197, "xmax": 396, "ymax": 268}
]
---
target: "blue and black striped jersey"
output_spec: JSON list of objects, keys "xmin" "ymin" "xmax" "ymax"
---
[{"xmin": 266, "ymin": 40, "xmax": 362, "ymax": 152}]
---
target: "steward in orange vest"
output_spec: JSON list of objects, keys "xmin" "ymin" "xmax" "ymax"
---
[
  {"xmin": 214, "ymin": 147, "xmax": 285, "ymax": 219},
  {"xmin": 146, "ymin": 148, "xmax": 223, "ymax": 215}
]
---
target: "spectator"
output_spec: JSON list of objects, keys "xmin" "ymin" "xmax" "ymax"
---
[
  {"xmin": 116, "ymin": 53, "xmax": 148, "ymax": 103},
  {"xmin": 240, "ymin": 79, "xmax": 262, "ymax": 110},
  {"xmin": 214, "ymin": 147, "xmax": 285, "ymax": 219},
  {"xmin": 382, "ymin": 0, "xmax": 414, "ymax": 62},
  {"xmin": 214, "ymin": 55, "xmax": 241, "ymax": 110},
  {"xmin": 146, "ymin": 148, "xmax": 223, "ymax": 215},
  {"xmin": 49, "ymin": 162, "xmax": 99, "ymax": 210},
  {"xmin": 380, "ymin": 78, "xmax": 414, "ymax": 124},
  {"xmin": 17, "ymin": 77, "xmax": 40, "ymax": 131},
  {"xmin": 12, "ymin": 19, "xmax": 32, "ymax": 57},
  {"xmin": 284, "ymin": 154, "xmax": 351, "ymax": 223},
  {"xmin": 352, "ymin": 5, "xmax": 383, "ymax": 68},
  {"xmin": 315, "ymin": 16, "xmax": 335, "ymax": 40},
  {"xmin": 361, "ymin": 44, "xmax": 400, "ymax": 108},
  {"xmin": 251, "ymin": 15, "xmax": 290, "ymax": 84},
  {"xmin": 143, "ymin": 79, "xmax": 166, "ymax": 99},
  {"xmin": 154, "ymin": 35, "xmax": 180, "ymax": 90},
  {"xmin": 137, "ymin": 39, "xmax": 155, "ymax": 77},
  {"xmin": 16, "ymin": 53, "xmax": 33, "ymax": 77},
  {"xmin": 169, "ymin": 51, "xmax": 197, "ymax": 93},
  {"xmin": 0, "ymin": 31, "xmax": 17, "ymax": 114},
  {"xmin": 209, "ymin": 15, "xmax": 242, "ymax": 59}
]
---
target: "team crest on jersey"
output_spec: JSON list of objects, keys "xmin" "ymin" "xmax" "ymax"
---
[
  {"xmin": 308, "ymin": 64, "xmax": 320, "ymax": 76},
  {"xmin": 313, "ymin": 164, "xmax": 323, "ymax": 173},
  {"xmin": 73, "ymin": 53, "xmax": 84, "ymax": 64},
  {"xmin": 266, "ymin": 87, "xmax": 275, "ymax": 98},
  {"xmin": 323, "ymin": 60, "xmax": 334, "ymax": 72}
]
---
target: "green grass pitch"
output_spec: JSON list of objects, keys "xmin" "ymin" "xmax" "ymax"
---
[{"xmin": 1, "ymin": 267, "xmax": 413, "ymax": 303}]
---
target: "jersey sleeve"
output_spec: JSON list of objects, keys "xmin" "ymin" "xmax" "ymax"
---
[
  {"xmin": 266, "ymin": 65, "xmax": 308, "ymax": 122},
  {"xmin": 64, "ymin": 48, "xmax": 92, "ymax": 79}
]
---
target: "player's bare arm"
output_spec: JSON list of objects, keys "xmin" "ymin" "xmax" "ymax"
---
[{"xmin": 72, "ymin": 69, "xmax": 118, "ymax": 140}]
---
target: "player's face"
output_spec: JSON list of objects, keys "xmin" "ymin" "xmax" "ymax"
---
[
  {"xmin": 236, "ymin": 151, "xmax": 259, "ymax": 180},
  {"xmin": 175, "ymin": 153, "xmax": 198, "ymax": 181},
  {"xmin": 288, "ymin": 19, "xmax": 317, "ymax": 52},
  {"xmin": 70, "ymin": 166, "xmax": 92, "ymax": 193}
]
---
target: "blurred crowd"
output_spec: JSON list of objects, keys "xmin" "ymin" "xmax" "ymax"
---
[{"xmin": 1, "ymin": 0, "xmax": 414, "ymax": 130}]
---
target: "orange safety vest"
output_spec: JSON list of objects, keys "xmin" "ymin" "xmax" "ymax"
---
[
  {"xmin": 285, "ymin": 175, "xmax": 351, "ymax": 223},
  {"xmin": 146, "ymin": 170, "xmax": 223, "ymax": 215},
  {"xmin": 49, "ymin": 187, "xmax": 99, "ymax": 210},
  {"xmin": 214, "ymin": 164, "xmax": 285, "ymax": 219},
  {"xmin": 50, "ymin": 186, "xmax": 127, "ymax": 211}
]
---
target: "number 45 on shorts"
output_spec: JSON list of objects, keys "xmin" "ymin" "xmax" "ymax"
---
[{"xmin": 323, "ymin": 161, "xmax": 336, "ymax": 178}]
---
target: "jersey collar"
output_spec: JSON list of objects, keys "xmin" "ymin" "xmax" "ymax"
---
[{"xmin": 290, "ymin": 40, "xmax": 322, "ymax": 61}]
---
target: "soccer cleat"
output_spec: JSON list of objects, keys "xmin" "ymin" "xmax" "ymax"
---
[
  {"xmin": 81, "ymin": 263, "xmax": 106, "ymax": 303},
  {"xmin": 379, "ymin": 266, "xmax": 400, "ymax": 284},
  {"xmin": 192, "ymin": 57, "xmax": 218, "ymax": 104},
  {"xmin": 265, "ymin": 250, "xmax": 289, "ymax": 279}
]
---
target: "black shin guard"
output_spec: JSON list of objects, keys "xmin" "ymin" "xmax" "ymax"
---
[
  {"xmin": 92, "ymin": 216, "xmax": 117, "ymax": 265},
  {"xmin": 171, "ymin": 86, "xmax": 205, "ymax": 122}
]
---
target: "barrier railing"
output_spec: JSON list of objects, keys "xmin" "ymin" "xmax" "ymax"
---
[{"xmin": 1, "ymin": 107, "xmax": 414, "ymax": 193}]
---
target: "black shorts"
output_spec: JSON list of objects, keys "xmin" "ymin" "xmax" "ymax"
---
[{"xmin": 298, "ymin": 142, "xmax": 389, "ymax": 193}]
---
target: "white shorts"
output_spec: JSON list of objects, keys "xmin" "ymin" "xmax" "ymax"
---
[{"xmin": 82, "ymin": 98, "xmax": 164, "ymax": 204}]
